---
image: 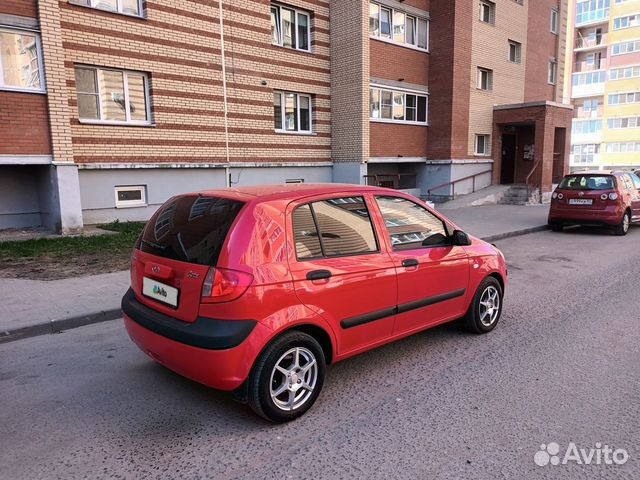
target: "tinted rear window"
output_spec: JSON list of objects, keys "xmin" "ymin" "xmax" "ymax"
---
[
  {"xmin": 559, "ymin": 175, "xmax": 615, "ymax": 190},
  {"xmin": 139, "ymin": 196, "xmax": 244, "ymax": 265}
]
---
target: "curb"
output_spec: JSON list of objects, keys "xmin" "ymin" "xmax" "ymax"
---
[
  {"xmin": 0, "ymin": 225, "xmax": 549, "ymax": 344},
  {"xmin": 0, "ymin": 308, "xmax": 122, "ymax": 345},
  {"xmin": 481, "ymin": 225, "xmax": 549, "ymax": 242}
]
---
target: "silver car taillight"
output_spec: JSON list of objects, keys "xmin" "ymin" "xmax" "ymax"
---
[{"xmin": 600, "ymin": 193, "xmax": 608, "ymax": 200}]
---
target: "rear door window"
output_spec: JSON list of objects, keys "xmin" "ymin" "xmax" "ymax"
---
[
  {"xmin": 375, "ymin": 196, "xmax": 449, "ymax": 249},
  {"xmin": 139, "ymin": 195, "xmax": 244, "ymax": 265},
  {"xmin": 291, "ymin": 196, "xmax": 378, "ymax": 259}
]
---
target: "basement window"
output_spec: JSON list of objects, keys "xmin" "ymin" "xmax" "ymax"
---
[{"xmin": 115, "ymin": 186, "xmax": 147, "ymax": 208}]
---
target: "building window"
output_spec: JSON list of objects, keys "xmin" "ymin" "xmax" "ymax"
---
[
  {"xmin": 550, "ymin": 8, "xmax": 559, "ymax": 34},
  {"xmin": 0, "ymin": 28, "xmax": 44, "ymax": 92},
  {"xmin": 609, "ymin": 65, "xmax": 640, "ymax": 80},
  {"xmin": 479, "ymin": 1, "xmax": 496, "ymax": 25},
  {"xmin": 74, "ymin": 66, "xmax": 151, "ymax": 124},
  {"xmin": 274, "ymin": 91, "xmax": 312, "ymax": 133},
  {"xmin": 605, "ymin": 142, "xmax": 640, "ymax": 153},
  {"xmin": 572, "ymin": 119, "xmax": 602, "ymax": 134},
  {"xmin": 271, "ymin": 4, "xmax": 310, "ymax": 52},
  {"xmin": 575, "ymin": 0, "xmax": 610, "ymax": 26},
  {"xmin": 115, "ymin": 186, "xmax": 147, "ymax": 208},
  {"xmin": 571, "ymin": 144, "xmax": 599, "ymax": 164},
  {"xmin": 607, "ymin": 116, "xmax": 640, "ymax": 129},
  {"xmin": 572, "ymin": 70, "xmax": 606, "ymax": 85},
  {"xmin": 508, "ymin": 40, "xmax": 522, "ymax": 63},
  {"xmin": 548, "ymin": 59, "xmax": 557, "ymax": 85},
  {"xmin": 612, "ymin": 40, "xmax": 640, "ymax": 55},
  {"xmin": 608, "ymin": 92, "xmax": 640, "ymax": 105},
  {"xmin": 613, "ymin": 14, "xmax": 640, "ymax": 30},
  {"xmin": 71, "ymin": 0, "xmax": 142, "ymax": 17},
  {"xmin": 475, "ymin": 134, "xmax": 491, "ymax": 155},
  {"xmin": 369, "ymin": 86, "xmax": 428, "ymax": 124},
  {"xmin": 477, "ymin": 67, "xmax": 493, "ymax": 90},
  {"xmin": 369, "ymin": 3, "xmax": 428, "ymax": 50}
]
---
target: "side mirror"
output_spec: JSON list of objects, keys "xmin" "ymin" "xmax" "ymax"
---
[{"xmin": 452, "ymin": 230, "xmax": 472, "ymax": 246}]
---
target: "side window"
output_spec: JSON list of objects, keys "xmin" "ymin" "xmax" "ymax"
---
[
  {"xmin": 630, "ymin": 173, "xmax": 640, "ymax": 190},
  {"xmin": 292, "ymin": 204, "xmax": 322, "ymax": 259},
  {"xmin": 291, "ymin": 196, "xmax": 378, "ymax": 259},
  {"xmin": 376, "ymin": 196, "xmax": 449, "ymax": 250}
]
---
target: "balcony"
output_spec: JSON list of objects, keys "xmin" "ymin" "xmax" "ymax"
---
[
  {"xmin": 570, "ymin": 153, "xmax": 600, "ymax": 166},
  {"xmin": 574, "ymin": 106, "xmax": 604, "ymax": 119},
  {"xmin": 571, "ymin": 71, "xmax": 606, "ymax": 98},
  {"xmin": 574, "ymin": 60, "xmax": 605, "ymax": 73},
  {"xmin": 574, "ymin": 34, "xmax": 608, "ymax": 51},
  {"xmin": 575, "ymin": 8, "xmax": 610, "ymax": 27}
]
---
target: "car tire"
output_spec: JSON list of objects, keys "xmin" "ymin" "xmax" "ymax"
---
[
  {"xmin": 463, "ymin": 277, "xmax": 504, "ymax": 334},
  {"xmin": 614, "ymin": 211, "xmax": 630, "ymax": 236},
  {"xmin": 549, "ymin": 222, "xmax": 563, "ymax": 232},
  {"xmin": 247, "ymin": 331, "xmax": 325, "ymax": 422}
]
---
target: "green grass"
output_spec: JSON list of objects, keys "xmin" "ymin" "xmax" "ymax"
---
[{"xmin": 0, "ymin": 221, "xmax": 146, "ymax": 259}]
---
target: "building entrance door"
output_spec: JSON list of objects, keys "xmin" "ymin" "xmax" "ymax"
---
[{"xmin": 500, "ymin": 134, "xmax": 516, "ymax": 184}]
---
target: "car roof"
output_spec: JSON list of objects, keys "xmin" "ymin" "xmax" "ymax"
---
[
  {"xmin": 187, "ymin": 183, "xmax": 394, "ymax": 202},
  {"xmin": 564, "ymin": 170, "xmax": 618, "ymax": 176}
]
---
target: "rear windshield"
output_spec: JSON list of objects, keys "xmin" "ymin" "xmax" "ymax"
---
[
  {"xmin": 558, "ymin": 175, "xmax": 615, "ymax": 190},
  {"xmin": 139, "ymin": 195, "xmax": 244, "ymax": 266}
]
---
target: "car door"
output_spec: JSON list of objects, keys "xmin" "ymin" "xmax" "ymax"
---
[
  {"xmin": 287, "ymin": 194, "xmax": 398, "ymax": 356},
  {"xmin": 373, "ymin": 195, "xmax": 470, "ymax": 335},
  {"xmin": 627, "ymin": 173, "xmax": 640, "ymax": 220}
]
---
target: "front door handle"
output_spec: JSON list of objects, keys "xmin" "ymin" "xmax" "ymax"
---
[
  {"xmin": 402, "ymin": 259, "xmax": 419, "ymax": 268},
  {"xmin": 307, "ymin": 270, "xmax": 332, "ymax": 281}
]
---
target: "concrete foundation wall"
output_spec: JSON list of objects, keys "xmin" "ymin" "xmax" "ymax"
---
[
  {"xmin": 79, "ymin": 166, "xmax": 332, "ymax": 225},
  {"xmin": 0, "ymin": 167, "xmax": 43, "ymax": 229}
]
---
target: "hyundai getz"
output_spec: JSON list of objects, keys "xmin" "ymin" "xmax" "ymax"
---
[{"xmin": 123, "ymin": 184, "xmax": 507, "ymax": 422}]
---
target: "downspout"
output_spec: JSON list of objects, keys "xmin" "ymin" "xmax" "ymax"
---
[{"xmin": 219, "ymin": 0, "xmax": 231, "ymax": 187}]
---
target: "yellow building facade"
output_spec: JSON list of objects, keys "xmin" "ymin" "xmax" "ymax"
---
[{"xmin": 569, "ymin": 0, "xmax": 640, "ymax": 170}]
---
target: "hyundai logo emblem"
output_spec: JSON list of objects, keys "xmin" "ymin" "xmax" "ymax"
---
[{"xmin": 152, "ymin": 265, "xmax": 160, "ymax": 273}]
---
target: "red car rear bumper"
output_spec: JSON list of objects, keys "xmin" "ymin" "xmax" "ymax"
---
[
  {"xmin": 548, "ymin": 205, "xmax": 623, "ymax": 226},
  {"xmin": 122, "ymin": 289, "xmax": 272, "ymax": 391}
]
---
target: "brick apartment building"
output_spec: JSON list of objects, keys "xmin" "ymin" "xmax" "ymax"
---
[{"xmin": 0, "ymin": 0, "xmax": 571, "ymax": 233}]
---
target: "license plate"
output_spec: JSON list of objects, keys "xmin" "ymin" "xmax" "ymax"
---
[
  {"xmin": 568, "ymin": 198, "xmax": 593, "ymax": 205},
  {"xmin": 143, "ymin": 277, "xmax": 179, "ymax": 307}
]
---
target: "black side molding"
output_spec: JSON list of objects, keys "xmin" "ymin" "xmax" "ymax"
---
[
  {"xmin": 121, "ymin": 288, "xmax": 256, "ymax": 350},
  {"xmin": 340, "ymin": 288, "xmax": 467, "ymax": 330}
]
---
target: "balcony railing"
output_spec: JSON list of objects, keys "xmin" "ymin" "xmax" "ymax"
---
[
  {"xmin": 575, "ymin": 34, "xmax": 607, "ymax": 50},
  {"xmin": 576, "ymin": 8, "xmax": 610, "ymax": 27},
  {"xmin": 574, "ymin": 106, "xmax": 604, "ymax": 119},
  {"xmin": 574, "ymin": 61, "xmax": 605, "ymax": 73}
]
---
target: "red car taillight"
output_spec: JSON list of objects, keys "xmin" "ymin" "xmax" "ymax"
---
[{"xmin": 201, "ymin": 267, "xmax": 253, "ymax": 303}]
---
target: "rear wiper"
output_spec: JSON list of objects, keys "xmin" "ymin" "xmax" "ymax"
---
[{"xmin": 141, "ymin": 239, "xmax": 167, "ymax": 250}]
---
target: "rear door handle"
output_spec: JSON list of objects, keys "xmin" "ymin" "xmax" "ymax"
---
[
  {"xmin": 402, "ymin": 259, "xmax": 419, "ymax": 268},
  {"xmin": 307, "ymin": 270, "xmax": 332, "ymax": 281}
]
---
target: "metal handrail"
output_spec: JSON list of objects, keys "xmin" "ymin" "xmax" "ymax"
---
[
  {"xmin": 525, "ymin": 159, "xmax": 543, "ymax": 202},
  {"xmin": 427, "ymin": 169, "xmax": 492, "ymax": 200}
]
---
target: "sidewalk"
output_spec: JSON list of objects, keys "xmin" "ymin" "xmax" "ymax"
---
[{"xmin": 0, "ymin": 203, "xmax": 550, "ymax": 343}]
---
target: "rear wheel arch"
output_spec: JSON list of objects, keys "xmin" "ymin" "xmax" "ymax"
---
[{"xmin": 286, "ymin": 324, "xmax": 334, "ymax": 365}]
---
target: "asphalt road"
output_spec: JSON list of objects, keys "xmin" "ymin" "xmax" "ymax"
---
[{"xmin": 1, "ymin": 226, "xmax": 639, "ymax": 479}]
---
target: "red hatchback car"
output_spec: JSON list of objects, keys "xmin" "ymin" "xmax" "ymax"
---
[
  {"xmin": 122, "ymin": 184, "xmax": 507, "ymax": 421},
  {"xmin": 548, "ymin": 171, "xmax": 640, "ymax": 235}
]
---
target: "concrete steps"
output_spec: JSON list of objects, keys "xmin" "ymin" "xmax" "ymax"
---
[{"xmin": 499, "ymin": 184, "xmax": 537, "ymax": 205}]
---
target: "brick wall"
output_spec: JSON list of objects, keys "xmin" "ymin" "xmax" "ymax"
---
[
  {"xmin": 369, "ymin": 122, "xmax": 428, "ymax": 158},
  {"xmin": 55, "ymin": 0, "xmax": 331, "ymax": 165},
  {"xmin": 0, "ymin": 92, "xmax": 51, "ymax": 155},
  {"xmin": 0, "ymin": 1, "xmax": 38, "ymax": 17},
  {"xmin": 370, "ymin": 41, "xmax": 429, "ymax": 86},
  {"xmin": 427, "ymin": 0, "xmax": 473, "ymax": 160}
]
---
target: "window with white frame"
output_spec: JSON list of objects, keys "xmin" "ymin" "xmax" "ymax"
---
[
  {"xmin": 608, "ymin": 91, "xmax": 640, "ymax": 105},
  {"xmin": 273, "ymin": 91, "xmax": 312, "ymax": 132},
  {"xmin": 479, "ymin": 1, "xmax": 496, "ymax": 25},
  {"xmin": 612, "ymin": 40, "xmax": 640, "ymax": 55},
  {"xmin": 0, "ymin": 28, "xmax": 44, "ymax": 92},
  {"xmin": 609, "ymin": 65, "xmax": 640, "ymax": 80},
  {"xmin": 369, "ymin": 3, "xmax": 429, "ymax": 50},
  {"xmin": 550, "ymin": 8, "xmax": 559, "ymax": 34},
  {"xmin": 607, "ymin": 116, "xmax": 640, "ymax": 129},
  {"xmin": 613, "ymin": 14, "xmax": 640, "ymax": 30},
  {"xmin": 271, "ymin": 4, "xmax": 310, "ymax": 52},
  {"xmin": 74, "ymin": 66, "xmax": 151, "ymax": 124},
  {"xmin": 571, "ymin": 144, "xmax": 600, "ymax": 163},
  {"xmin": 508, "ymin": 40, "xmax": 522, "ymax": 63},
  {"xmin": 548, "ymin": 59, "xmax": 558, "ymax": 84},
  {"xmin": 605, "ymin": 142, "xmax": 640, "ymax": 153},
  {"xmin": 71, "ymin": 0, "xmax": 142, "ymax": 17},
  {"xmin": 475, "ymin": 134, "xmax": 491, "ymax": 156},
  {"xmin": 115, "ymin": 185, "xmax": 147, "ymax": 208},
  {"xmin": 477, "ymin": 67, "xmax": 493, "ymax": 90},
  {"xmin": 369, "ymin": 87, "xmax": 428, "ymax": 124}
]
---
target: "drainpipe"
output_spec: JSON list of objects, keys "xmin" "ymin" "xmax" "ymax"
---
[{"xmin": 219, "ymin": 0, "xmax": 231, "ymax": 187}]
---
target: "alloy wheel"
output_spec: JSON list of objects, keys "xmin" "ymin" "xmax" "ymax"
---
[
  {"xmin": 479, "ymin": 285, "xmax": 501, "ymax": 327},
  {"xmin": 269, "ymin": 347, "xmax": 318, "ymax": 411}
]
